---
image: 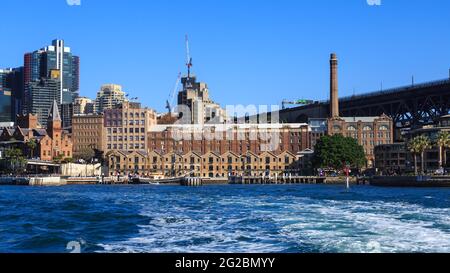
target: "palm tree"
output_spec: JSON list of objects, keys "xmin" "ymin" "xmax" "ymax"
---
[
  {"xmin": 436, "ymin": 131, "xmax": 450, "ymax": 169},
  {"xmin": 408, "ymin": 135, "xmax": 432, "ymax": 175},
  {"xmin": 26, "ymin": 139, "xmax": 37, "ymax": 159}
]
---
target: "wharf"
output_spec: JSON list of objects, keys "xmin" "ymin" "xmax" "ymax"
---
[
  {"xmin": 229, "ymin": 175, "xmax": 326, "ymax": 185},
  {"xmin": 370, "ymin": 176, "xmax": 450, "ymax": 187}
]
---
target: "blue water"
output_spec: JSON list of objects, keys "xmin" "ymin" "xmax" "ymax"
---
[{"xmin": 0, "ymin": 184, "xmax": 449, "ymax": 253}]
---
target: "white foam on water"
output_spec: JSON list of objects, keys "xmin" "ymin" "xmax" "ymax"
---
[
  {"xmin": 98, "ymin": 193, "xmax": 450, "ymax": 253},
  {"xmin": 278, "ymin": 200, "xmax": 450, "ymax": 253}
]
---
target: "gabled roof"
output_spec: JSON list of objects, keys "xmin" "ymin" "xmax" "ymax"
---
[
  {"xmin": 148, "ymin": 150, "xmax": 163, "ymax": 156},
  {"xmin": 33, "ymin": 129, "xmax": 48, "ymax": 137},
  {"xmin": 48, "ymin": 100, "xmax": 61, "ymax": 122},
  {"xmin": 202, "ymin": 151, "xmax": 221, "ymax": 158},
  {"xmin": 14, "ymin": 127, "xmax": 27, "ymax": 137},
  {"xmin": 221, "ymin": 151, "xmax": 240, "ymax": 158},
  {"xmin": 182, "ymin": 151, "xmax": 202, "ymax": 158},
  {"xmin": 164, "ymin": 151, "xmax": 183, "ymax": 157},
  {"xmin": 133, "ymin": 150, "xmax": 148, "ymax": 157},
  {"xmin": 3, "ymin": 128, "xmax": 14, "ymax": 136},
  {"xmin": 260, "ymin": 151, "xmax": 278, "ymax": 157},
  {"xmin": 107, "ymin": 150, "xmax": 129, "ymax": 157},
  {"xmin": 245, "ymin": 151, "xmax": 259, "ymax": 158},
  {"xmin": 278, "ymin": 150, "xmax": 297, "ymax": 157}
]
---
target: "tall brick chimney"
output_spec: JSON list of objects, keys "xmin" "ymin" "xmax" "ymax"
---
[{"xmin": 330, "ymin": 53, "xmax": 339, "ymax": 118}]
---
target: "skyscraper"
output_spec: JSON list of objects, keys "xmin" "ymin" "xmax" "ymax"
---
[
  {"xmin": 24, "ymin": 39, "xmax": 80, "ymax": 104},
  {"xmin": 24, "ymin": 75, "xmax": 61, "ymax": 127},
  {"xmin": 0, "ymin": 67, "xmax": 23, "ymax": 123},
  {"xmin": 0, "ymin": 69, "xmax": 13, "ymax": 123}
]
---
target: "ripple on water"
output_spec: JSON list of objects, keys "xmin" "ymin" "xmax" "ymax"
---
[{"xmin": 0, "ymin": 185, "xmax": 449, "ymax": 253}]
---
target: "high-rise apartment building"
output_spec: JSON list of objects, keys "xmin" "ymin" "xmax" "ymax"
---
[
  {"xmin": 104, "ymin": 101, "xmax": 157, "ymax": 152},
  {"xmin": 94, "ymin": 84, "xmax": 128, "ymax": 114}
]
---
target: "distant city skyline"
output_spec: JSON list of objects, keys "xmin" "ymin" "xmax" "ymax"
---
[{"xmin": 2, "ymin": 0, "xmax": 450, "ymax": 112}]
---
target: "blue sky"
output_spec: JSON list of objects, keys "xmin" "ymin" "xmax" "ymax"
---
[{"xmin": 1, "ymin": 0, "xmax": 450, "ymax": 112}]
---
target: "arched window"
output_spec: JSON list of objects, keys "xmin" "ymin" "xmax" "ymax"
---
[
  {"xmin": 333, "ymin": 125, "xmax": 342, "ymax": 132},
  {"xmin": 347, "ymin": 126, "xmax": 357, "ymax": 131},
  {"xmin": 363, "ymin": 126, "xmax": 372, "ymax": 131},
  {"xmin": 379, "ymin": 125, "xmax": 389, "ymax": 131}
]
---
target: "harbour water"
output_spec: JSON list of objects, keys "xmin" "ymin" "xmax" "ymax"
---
[{"xmin": 0, "ymin": 184, "xmax": 449, "ymax": 253}]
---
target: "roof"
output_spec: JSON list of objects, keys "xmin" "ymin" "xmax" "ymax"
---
[
  {"xmin": 48, "ymin": 100, "xmax": 61, "ymax": 122},
  {"xmin": 133, "ymin": 150, "xmax": 148, "ymax": 157},
  {"xmin": 150, "ymin": 123, "xmax": 310, "ymax": 133},
  {"xmin": 339, "ymin": 116, "xmax": 387, "ymax": 123},
  {"xmin": 3, "ymin": 128, "xmax": 14, "ymax": 135},
  {"xmin": 33, "ymin": 129, "xmax": 48, "ymax": 136}
]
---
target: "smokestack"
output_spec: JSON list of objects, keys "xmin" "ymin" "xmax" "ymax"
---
[{"xmin": 330, "ymin": 53, "xmax": 339, "ymax": 118}]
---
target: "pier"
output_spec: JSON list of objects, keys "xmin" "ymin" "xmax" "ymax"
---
[
  {"xmin": 370, "ymin": 176, "xmax": 450, "ymax": 187},
  {"xmin": 229, "ymin": 175, "xmax": 326, "ymax": 185}
]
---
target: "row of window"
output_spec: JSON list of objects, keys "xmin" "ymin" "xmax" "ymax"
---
[
  {"xmin": 42, "ymin": 150, "xmax": 71, "ymax": 157},
  {"xmin": 107, "ymin": 128, "xmax": 146, "ymax": 134},
  {"xmin": 106, "ymin": 120, "xmax": 146, "ymax": 127},
  {"xmin": 107, "ymin": 144, "xmax": 145, "ymax": 150},
  {"xmin": 74, "ymin": 132, "xmax": 100, "ymax": 137},
  {"xmin": 151, "ymin": 145, "xmax": 302, "ymax": 153},
  {"xmin": 108, "ymin": 136, "xmax": 146, "ymax": 142},
  {"xmin": 73, "ymin": 125, "xmax": 101, "ymax": 130},
  {"xmin": 106, "ymin": 112, "xmax": 146, "ymax": 119},
  {"xmin": 336, "ymin": 125, "xmax": 390, "ymax": 131}
]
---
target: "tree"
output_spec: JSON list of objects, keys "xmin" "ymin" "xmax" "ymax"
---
[
  {"xmin": 408, "ymin": 135, "xmax": 431, "ymax": 175},
  {"xmin": 436, "ymin": 131, "xmax": 450, "ymax": 169},
  {"xmin": 75, "ymin": 147, "xmax": 96, "ymax": 162},
  {"xmin": 313, "ymin": 134, "xmax": 366, "ymax": 171},
  {"xmin": 26, "ymin": 139, "xmax": 38, "ymax": 159},
  {"xmin": 4, "ymin": 148, "xmax": 27, "ymax": 174}
]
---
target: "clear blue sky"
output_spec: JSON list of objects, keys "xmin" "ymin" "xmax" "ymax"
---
[{"xmin": 1, "ymin": 0, "xmax": 450, "ymax": 112}]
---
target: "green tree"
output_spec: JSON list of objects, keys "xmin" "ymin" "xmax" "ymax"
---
[
  {"xmin": 313, "ymin": 134, "xmax": 366, "ymax": 171},
  {"xmin": 408, "ymin": 135, "xmax": 432, "ymax": 175},
  {"xmin": 436, "ymin": 131, "xmax": 450, "ymax": 169},
  {"xmin": 75, "ymin": 147, "xmax": 96, "ymax": 162},
  {"xmin": 26, "ymin": 139, "xmax": 38, "ymax": 159},
  {"xmin": 4, "ymin": 148, "xmax": 27, "ymax": 174},
  {"xmin": 53, "ymin": 154, "xmax": 64, "ymax": 164}
]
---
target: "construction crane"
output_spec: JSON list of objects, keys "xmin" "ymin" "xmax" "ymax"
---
[
  {"xmin": 185, "ymin": 35, "xmax": 193, "ymax": 79},
  {"xmin": 166, "ymin": 72, "xmax": 182, "ymax": 114},
  {"xmin": 282, "ymin": 99, "xmax": 315, "ymax": 110}
]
